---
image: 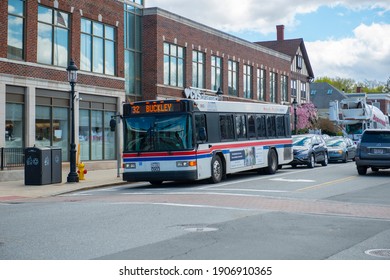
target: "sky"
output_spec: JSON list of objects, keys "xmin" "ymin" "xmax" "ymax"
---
[{"xmin": 146, "ymin": 0, "xmax": 390, "ymax": 84}]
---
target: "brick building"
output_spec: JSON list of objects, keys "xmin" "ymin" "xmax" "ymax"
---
[
  {"xmin": 142, "ymin": 8, "xmax": 292, "ymax": 103},
  {"xmin": 0, "ymin": 0, "xmax": 144, "ymax": 167},
  {"xmin": 1, "ymin": 0, "xmax": 314, "ymax": 172}
]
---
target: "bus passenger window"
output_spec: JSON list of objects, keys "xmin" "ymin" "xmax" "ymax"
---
[
  {"xmin": 235, "ymin": 114, "xmax": 247, "ymax": 139},
  {"xmin": 276, "ymin": 116, "xmax": 285, "ymax": 137},
  {"xmin": 267, "ymin": 116, "xmax": 276, "ymax": 137},
  {"xmin": 248, "ymin": 115, "xmax": 256, "ymax": 138},
  {"xmin": 256, "ymin": 115, "xmax": 266, "ymax": 138},
  {"xmin": 220, "ymin": 115, "xmax": 234, "ymax": 140}
]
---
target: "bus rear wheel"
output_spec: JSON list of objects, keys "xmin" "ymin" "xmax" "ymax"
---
[
  {"xmin": 149, "ymin": 180, "xmax": 163, "ymax": 186},
  {"xmin": 264, "ymin": 149, "xmax": 278, "ymax": 175},
  {"xmin": 210, "ymin": 155, "xmax": 223, "ymax": 183}
]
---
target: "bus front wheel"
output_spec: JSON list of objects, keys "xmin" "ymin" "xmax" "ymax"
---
[{"xmin": 210, "ymin": 155, "xmax": 223, "ymax": 184}]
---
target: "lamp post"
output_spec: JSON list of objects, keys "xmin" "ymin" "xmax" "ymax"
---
[
  {"xmin": 292, "ymin": 98, "xmax": 298, "ymax": 135},
  {"xmin": 216, "ymin": 87, "xmax": 223, "ymax": 101},
  {"xmin": 67, "ymin": 59, "xmax": 79, "ymax": 183}
]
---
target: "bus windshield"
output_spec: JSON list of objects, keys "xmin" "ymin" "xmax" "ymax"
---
[{"xmin": 124, "ymin": 114, "xmax": 193, "ymax": 152}]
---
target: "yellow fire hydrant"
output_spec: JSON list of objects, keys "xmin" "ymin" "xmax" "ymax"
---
[{"xmin": 77, "ymin": 162, "xmax": 87, "ymax": 180}]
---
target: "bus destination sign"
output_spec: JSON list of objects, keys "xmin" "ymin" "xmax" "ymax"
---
[{"xmin": 131, "ymin": 102, "xmax": 182, "ymax": 114}]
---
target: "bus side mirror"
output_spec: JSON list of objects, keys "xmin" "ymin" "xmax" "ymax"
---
[
  {"xmin": 198, "ymin": 127, "xmax": 207, "ymax": 142},
  {"xmin": 110, "ymin": 118, "xmax": 116, "ymax": 132}
]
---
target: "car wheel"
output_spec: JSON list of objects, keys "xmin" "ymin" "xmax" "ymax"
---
[
  {"xmin": 321, "ymin": 152, "xmax": 328, "ymax": 166},
  {"xmin": 307, "ymin": 154, "xmax": 315, "ymax": 168},
  {"xmin": 209, "ymin": 155, "xmax": 223, "ymax": 183},
  {"xmin": 357, "ymin": 166, "xmax": 367, "ymax": 175},
  {"xmin": 342, "ymin": 153, "xmax": 348, "ymax": 163}
]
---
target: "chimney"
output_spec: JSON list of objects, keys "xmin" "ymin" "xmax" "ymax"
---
[
  {"xmin": 276, "ymin": 25, "xmax": 284, "ymax": 41},
  {"xmin": 357, "ymin": 86, "xmax": 362, "ymax": 93}
]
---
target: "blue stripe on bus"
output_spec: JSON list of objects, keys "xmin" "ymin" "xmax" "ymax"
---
[
  {"xmin": 123, "ymin": 144, "xmax": 292, "ymax": 162},
  {"xmin": 123, "ymin": 144, "xmax": 291, "ymax": 162}
]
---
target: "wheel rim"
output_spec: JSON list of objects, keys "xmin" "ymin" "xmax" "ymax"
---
[{"xmin": 213, "ymin": 159, "xmax": 221, "ymax": 180}]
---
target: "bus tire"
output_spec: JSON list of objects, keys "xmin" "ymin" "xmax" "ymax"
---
[
  {"xmin": 210, "ymin": 155, "xmax": 223, "ymax": 183},
  {"xmin": 149, "ymin": 180, "xmax": 163, "ymax": 186},
  {"xmin": 264, "ymin": 149, "xmax": 278, "ymax": 175}
]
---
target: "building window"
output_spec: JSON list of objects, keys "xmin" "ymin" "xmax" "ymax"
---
[
  {"xmin": 6, "ymin": 87, "xmax": 25, "ymax": 148},
  {"xmin": 270, "ymin": 72, "xmax": 277, "ymax": 103},
  {"xmin": 7, "ymin": 0, "xmax": 25, "ymax": 60},
  {"xmin": 80, "ymin": 18, "xmax": 116, "ymax": 75},
  {"xmin": 124, "ymin": 4, "xmax": 142, "ymax": 98},
  {"xmin": 281, "ymin": 75, "xmax": 288, "ymax": 102},
  {"xmin": 37, "ymin": 5, "xmax": 69, "ymax": 67},
  {"xmin": 301, "ymin": 82, "xmax": 307, "ymax": 99},
  {"xmin": 257, "ymin": 68, "xmax": 265, "ymax": 101},
  {"xmin": 192, "ymin": 50, "xmax": 205, "ymax": 88},
  {"xmin": 291, "ymin": 79, "xmax": 297, "ymax": 98},
  {"xmin": 243, "ymin": 65, "xmax": 252, "ymax": 99},
  {"xmin": 35, "ymin": 105, "xmax": 69, "ymax": 161},
  {"xmin": 79, "ymin": 96, "xmax": 117, "ymax": 161},
  {"xmin": 228, "ymin": 60, "xmax": 238, "ymax": 96},
  {"xmin": 296, "ymin": 55, "xmax": 303, "ymax": 69},
  {"xmin": 211, "ymin": 56, "xmax": 222, "ymax": 91},
  {"xmin": 163, "ymin": 42, "xmax": 184, "ymax": 87}
]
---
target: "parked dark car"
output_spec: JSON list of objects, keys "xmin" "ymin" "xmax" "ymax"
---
[
  {"xmin": 291, "ymin": 134, "xmax": 328, "ymax": 168},
  {"xmin": 326, "ymin": 137, "xmax": 357, "ymax": 163},
  {"xmin": 355, "ymin": 129, "xmax": 390, "ymax": 175}
]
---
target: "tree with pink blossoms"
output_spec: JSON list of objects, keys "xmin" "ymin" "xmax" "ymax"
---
[{"xmin": 291, "ymin": 102, "xmax": 318, "ymax": 133}]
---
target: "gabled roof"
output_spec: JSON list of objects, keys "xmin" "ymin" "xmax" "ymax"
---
[
  {"xmin": 255, "ymin": 38, "xmax": 314, "ymax": 79},
  {"xmin": 310, "ymin": 82, "xmax": 347, "ymax": 109}
]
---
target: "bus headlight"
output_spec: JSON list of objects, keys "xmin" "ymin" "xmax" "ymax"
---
[
  {"xmin": 124, "ymin": 163, "xmax": 136, "ymax": 169},
  {"xmin": 176, "ymin": 161, "xmax": 196, "ymax": 167}
]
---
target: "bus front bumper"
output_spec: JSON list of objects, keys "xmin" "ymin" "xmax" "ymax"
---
[{"xmin": 123, "ymin": 170, "xmax": 198, "ymax": 182}]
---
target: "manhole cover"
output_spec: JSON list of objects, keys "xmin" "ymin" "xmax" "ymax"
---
[
  {"xmin": 184, "ymin": 227, "xmax": 218, "ymax": 232},
  {"xmin": 365, "ymin": 249, "xmax": 390, "ymax": 258}
]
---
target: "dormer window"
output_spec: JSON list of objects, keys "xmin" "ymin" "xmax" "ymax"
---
[{"xmin": 296, "ymin": 55, "xmax": 303, "ymax": 69}]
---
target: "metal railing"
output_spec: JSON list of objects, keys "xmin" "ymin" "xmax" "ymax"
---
[{"xmin": 1, "ymin": 147, "xmax": 25, "ymax": 170}]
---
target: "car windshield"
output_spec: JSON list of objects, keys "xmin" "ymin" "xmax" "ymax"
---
[
  {"xmin": 293, "ymin": 136, "xmax": 312, "ymax": 147},
  {"xmin": 124, "ymin": 114, "xmax": 193, "ymax": 152},
  {"xmin": 326, "ymin": 139, "xmax": 346, "ymax": 148}
]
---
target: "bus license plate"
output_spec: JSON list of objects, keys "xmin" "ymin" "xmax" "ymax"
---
[
  {"xmin": 372, "ymin": 149, "xmax": 384, "ymax": 154},
  {"xmin": 151, "ymin": 162, "xmax": 160, "ymax": 172}
]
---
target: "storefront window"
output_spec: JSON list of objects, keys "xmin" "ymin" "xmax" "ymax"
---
[
  {"xmin": 91, "ymin": 110, "xmax": 103, "ymax": 160},
  {"xmin": 104, "ymin": 111, "xmax": 116, "ymax": 159},
  {"xmin": 79, "ymin": 108, "xmax": 116, "ymax": 161},
  {"xmin": 35, "ymin": 106, "xmax": 69, "ymax": 160},
  {"xmin": 5, "ymin": 103, "xmax": 24, "ymax": 148},
  {"xmin": 79, "ymin": 109, "xmax": 90, "ymax": 161}
]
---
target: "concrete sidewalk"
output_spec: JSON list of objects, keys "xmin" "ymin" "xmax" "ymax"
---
[{"xmin": 0, "ymin": 168, "xmax": 126, "ymax": 201}]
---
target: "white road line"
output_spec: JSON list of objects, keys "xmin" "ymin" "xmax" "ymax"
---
[{"xmin": 270, "ymin": 178, "xmax": 315, "ymax": 183}]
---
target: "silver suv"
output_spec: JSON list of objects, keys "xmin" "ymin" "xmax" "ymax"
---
[{"xmin": 355, "ymin": 129, "xmax": 390, "ymax": 175}]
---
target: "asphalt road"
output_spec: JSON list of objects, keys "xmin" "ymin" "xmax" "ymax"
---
[{"xmin": 1, "ymin": 161, "xmax": 390, "ymax": 260}]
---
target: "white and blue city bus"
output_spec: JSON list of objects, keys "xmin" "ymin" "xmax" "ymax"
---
[{"xmin": 122, "ymin": 99, "xmax": 293, "ymax": 185}]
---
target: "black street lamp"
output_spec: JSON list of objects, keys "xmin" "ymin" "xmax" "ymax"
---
[
  {"xmin": 216, "ymin": 87, "xmax": 223, "ymax": 100},
  {"xmin": 292, "ymin": 98, "xmax": 298, "ymax": 135},
  {"xmin": 67, "ymin": 59, "xmax": 79, "ymax": 183}
]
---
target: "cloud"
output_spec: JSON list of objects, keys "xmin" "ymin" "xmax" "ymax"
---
[
  {"xmin": 306, "ymin": 23, "xmax": 390, "ymax": 81},
  {"xmin": 146, "ymin": 0, "xmax": 390, "ymax": 35},
  {"xmin": 146, "ymin": 0, "xmax": 390, "ymax": 81}
]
